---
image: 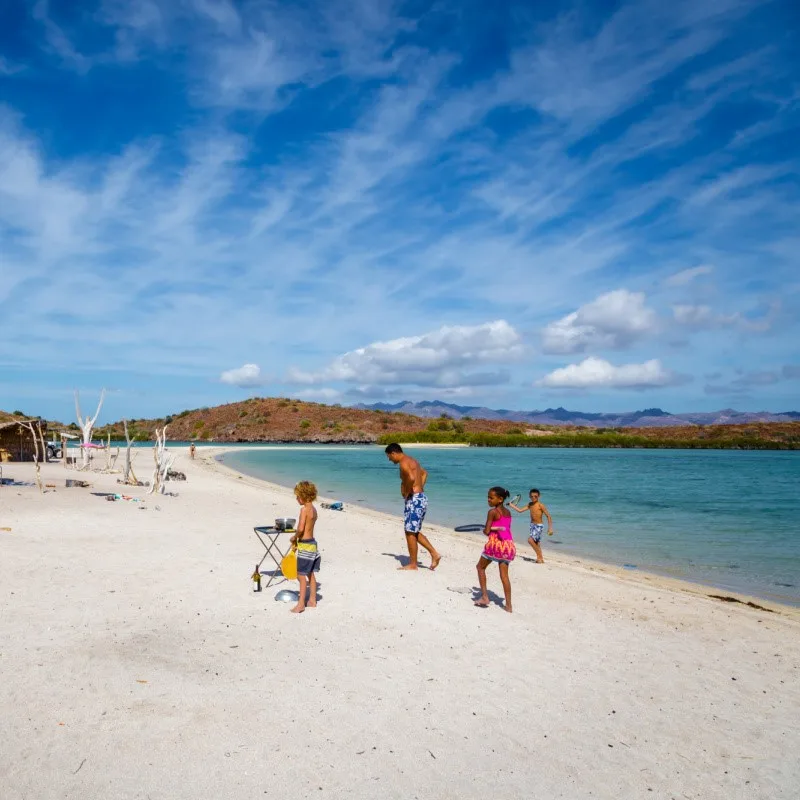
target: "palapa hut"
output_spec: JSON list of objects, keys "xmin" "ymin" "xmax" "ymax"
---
[{"xmin": 0, "ymin": 420, "xmax": 49, "ymax": 462}]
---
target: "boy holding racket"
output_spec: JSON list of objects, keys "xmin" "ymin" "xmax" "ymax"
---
[{"xmin": 510, "ymin": 488, "xmax": 554, "ymax": 563}]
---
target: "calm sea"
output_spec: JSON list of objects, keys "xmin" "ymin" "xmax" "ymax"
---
[{"xmin": 221, "ymin": 445, "xmax": 800, "ymax": 606}]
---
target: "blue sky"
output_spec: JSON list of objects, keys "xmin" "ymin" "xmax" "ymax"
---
[{"xmin": 1, "ymin": 0, "xmax": 799, "ymax": 422}]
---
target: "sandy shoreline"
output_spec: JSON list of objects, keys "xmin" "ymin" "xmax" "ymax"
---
[
  {"xmin": 1, "ymin": 452, "xmax": 799, "ymax": 799},
  {"xmin": 213, "ymin": 448, "xmax": 799, "ymax": 617}
]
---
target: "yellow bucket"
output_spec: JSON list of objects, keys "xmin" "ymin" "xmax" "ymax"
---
[{"xmin": 280, "ymin": 548, "xmax": 298, "ymax": 580}]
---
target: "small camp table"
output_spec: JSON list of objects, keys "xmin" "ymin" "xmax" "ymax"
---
[{"xmin": 253, "ymin": 526, "xmax": 291, "ymax": 588}]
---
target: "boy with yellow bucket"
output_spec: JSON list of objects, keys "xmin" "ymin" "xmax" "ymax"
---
[{"xmin": 285, "ymin": 481, "xmax": 321, "ymax": 613}]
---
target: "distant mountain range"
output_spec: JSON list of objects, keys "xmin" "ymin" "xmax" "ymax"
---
[{"xmin": 354, "ymin": 401, "xmax": 800, "ymax": 428}]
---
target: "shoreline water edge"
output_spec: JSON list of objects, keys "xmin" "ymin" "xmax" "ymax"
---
[{"xmin": 211, "ymin": 448, "xmax": 800, "ymax": 618}]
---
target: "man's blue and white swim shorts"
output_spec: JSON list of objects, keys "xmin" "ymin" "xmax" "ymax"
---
[{"xmin": 403, "ymin": 493, "xmax": 428, "ymax": 534}]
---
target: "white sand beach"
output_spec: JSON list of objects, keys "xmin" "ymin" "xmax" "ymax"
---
[{"xmin": 1, "ymin": 449, "xmax": 798, "ymax": 800}]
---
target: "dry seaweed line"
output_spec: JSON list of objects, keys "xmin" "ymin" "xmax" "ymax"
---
[{"xmin": 708, "ymin": 594, "xmax": 774, "ymax": 612}]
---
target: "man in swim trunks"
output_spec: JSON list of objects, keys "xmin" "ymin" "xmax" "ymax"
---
[{"xmin": 385, "ymin": 443, "xmax": 441, "ymax": 571}]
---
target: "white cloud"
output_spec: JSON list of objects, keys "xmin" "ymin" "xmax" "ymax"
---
[
  {"xmin": 538, "ymin": 357, "xmax": 685, "ymax": 390},
  {"xmin": 219, "ymin": 363, "xmax": 264, "ymax": 388},
  {"xmin": 672, "ymin": 302, "xmax": 778, "ymax": 332},
  {"xmin": 289, "ymin": 321, "xmax": 523, "ymax": 388},
  {"xmin": 664, "ymin": 265, "xmax": 714, "ymax": 287},
  {"xmin": 346, "ymin": 385, "xmax": 478, "ymax": 401},
  {"xmin": 541, "ymin": 290, "xmax": 658, "ymax": 354},
  {"xmin": 293, "ymin": 388, "xmax": 342, "ymax": 402}
]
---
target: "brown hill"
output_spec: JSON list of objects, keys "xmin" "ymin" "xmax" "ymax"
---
[
  {"xmin": 93, "ymin": 397, "xmax": 522, "ymax": 443},
  {"xmin": 609, "ymin": 421, "xmax": 800, "ymax": 444},
  {"xmin": 4, "ymin": 399, "xmax": 798, "ymax": 448},
  {"xmin": 87, "ymin": 399, "xmax": 800, "ymax": 448},
  {"xmin": 0, "ymin": 410, "xmax": 29, "ymax": 423}
]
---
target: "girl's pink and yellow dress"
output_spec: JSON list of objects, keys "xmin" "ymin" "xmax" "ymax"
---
[{"xmin": 482, "ymin": 514, "xmax": 516, "ymax": 563}]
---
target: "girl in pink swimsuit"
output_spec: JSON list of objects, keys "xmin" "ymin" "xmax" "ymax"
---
[{"xmin": 474, "ymin": 486, "xmax": 516, "ymax": 613}]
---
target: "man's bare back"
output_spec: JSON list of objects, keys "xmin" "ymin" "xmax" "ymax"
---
[{"xmin": 398, "ymin": 454, "xmax": 427, "ymax": 499}]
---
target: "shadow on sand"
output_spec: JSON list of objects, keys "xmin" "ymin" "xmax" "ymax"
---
[
  {"xmin": 471, "ymin": 587, "xmax": 506, "ymax": 609},
  {"xmin": 519, "ymin": 555, "xmax": 545, "ymax": 564},
  {"xmin": 381, "ymin": 552, "xmax": 418, "ymax": 568}
]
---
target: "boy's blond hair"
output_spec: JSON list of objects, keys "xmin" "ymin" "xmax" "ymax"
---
[{"xmin": 294, "ymin": 480, "xmax": 318, "ymax": 503}]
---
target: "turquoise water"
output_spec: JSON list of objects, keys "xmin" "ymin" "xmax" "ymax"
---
[{"xmin": 221, "ymin": 445, "xmax": 800, "ymax": 606}]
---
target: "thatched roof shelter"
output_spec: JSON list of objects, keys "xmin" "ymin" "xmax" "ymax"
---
[{"xmin": 0, "ymin": 420, "xmax": 49, "ymax": 462}]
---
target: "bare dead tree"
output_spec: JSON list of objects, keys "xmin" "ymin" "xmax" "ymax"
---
[
  {"xmin": 122, "ymin": 419, "xmax": 138, "ymax": 485},
  {"xmin": 22, "ymin": 421, "xmax": 44, "ymax": 494},
  {"xmin": 148, "ymin": 426, "xmax": 175, "ymax": 495},
  {"xmin": 75, "ymin": 389, "xmax": 106, "ymax": 470},
  {"xmin": 102, "ymin": 432, "xmax": 119, "ymax": 472},
  {"xmin": 35, "ymin": 421, "xmax": 47, "ymax": 465}
]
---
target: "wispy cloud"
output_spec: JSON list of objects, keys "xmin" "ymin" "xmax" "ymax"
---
[
  {"xmin": 664, "ymin": 265, "xmax": 714, "ymax": 288},
  {"xmin": 0, "ymin": 56, "xmax": 25, "ymax": 76},
  {"xmin": 672, "ymin": 302, "xmax": 779, "ymax": 333},
  {"xmin": 500, "ymin": 0, "xmax": 752, "ymax": 133},
  {"xmin": 704, "ymin": 364, "xmax": 800, "ymax": 395}
]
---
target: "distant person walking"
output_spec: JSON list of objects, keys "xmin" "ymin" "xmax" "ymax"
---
[
  {"xmin": 510, "ymin": 488, "xmax": 554, "ymax": 563},
  {"xmin": 384, "ymin": 443, "xmax": 441, "ymax": 571},
  {"xmin": 190, "ymin": 443, "xmax": 196, "ymax": 460}
]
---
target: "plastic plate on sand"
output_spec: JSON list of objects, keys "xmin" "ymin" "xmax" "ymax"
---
[
  {"xmin": 454, "ymin": 524, "xmax": 484, "ymax": 532},
  {"xmin": 274, "ymin": 589, "xmax": 300, "ymax": 603}
]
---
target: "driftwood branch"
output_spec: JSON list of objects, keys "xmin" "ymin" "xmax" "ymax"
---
[
  {"xmin": 22, "ymin": 421, "xmax": 44, "ymax": 493},
  {"xmin": 102, "ymin": 433, "xmax": 119, "ymax": 472},
  {"xmin": 148, "ymin": 426, "xmax": 175, "ymax": 495},
  {"xmin": 36, "ymin": 422, "xmax": 47, "ymax": 465},
  {"xmin": 122, "ymin": 419, "xmax": 138, "ymax": 485}
]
